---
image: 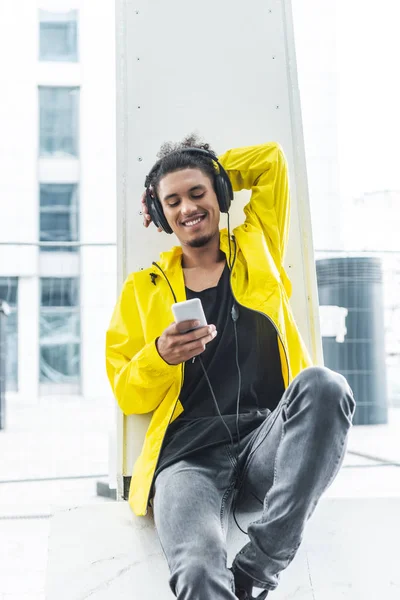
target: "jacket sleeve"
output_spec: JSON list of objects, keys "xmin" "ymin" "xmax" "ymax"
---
[
  {"xmin": 105, "ymin": 275, "xmax": 180, "ymax": 416},
  {"xmin": 218, "ymin": 142, "xmax": 290, "ymax": 262}
]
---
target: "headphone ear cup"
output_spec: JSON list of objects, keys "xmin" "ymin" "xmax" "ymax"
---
[
  {"xmin": 145, "ymin": 189, "xmax": 173, "ymax": 234},
  {"xmin": 215, "ymin": 175, "xmax": 233, "ymax": 213}
]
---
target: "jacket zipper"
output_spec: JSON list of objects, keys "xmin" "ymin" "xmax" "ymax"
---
[{"xmin": 228, "ymin": 236, "xmax": 292, "ymax": 386}]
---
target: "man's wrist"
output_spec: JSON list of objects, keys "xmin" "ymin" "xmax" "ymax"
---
[{"xmin": 155, "ymin": 337, "xmax": 171, "ymax": 365}]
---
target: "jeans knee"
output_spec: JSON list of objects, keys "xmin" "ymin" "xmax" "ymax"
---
[
  {"xmin": 296, "ymin": 366, "xmax": 355, "ymax": 419},
  {"xmin": 298, "ymin": 366, "xmax": 345, "ymax": 390}
]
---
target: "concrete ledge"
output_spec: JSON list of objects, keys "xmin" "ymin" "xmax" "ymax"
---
[{"xmin": 46, "ymin": 498, "xmax": 400, "ymax": 599}]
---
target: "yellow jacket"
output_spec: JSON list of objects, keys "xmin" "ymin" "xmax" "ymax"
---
[{"xmin": 106, "ymin": 142, "xmax": 312, "ymax": 516}]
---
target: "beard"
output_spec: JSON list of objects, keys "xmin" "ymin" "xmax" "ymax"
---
[
  {"xmin": 186, "ymin": 234, "xmax": 213, "ymax": 248},
  {"xmin": 185, "ymin": 230, "xmax": 219, "ymax": 248}
]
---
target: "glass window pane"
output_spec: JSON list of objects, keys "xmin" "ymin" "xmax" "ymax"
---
[
  {"xmin": 40, "ymin": 310, "xmax": 80, "ymax": 342},
  {"xmin": 4, "ymin": 311, "xmax": 18, "ymax": 391},
  {"xmin": 40, "ymin": 184, "xmax": 78, "ymax": 208},
  {"xmin": 0, "ymin": 277, "xmax": 18, "ymax": 306},
  {"xmin": 39, "ymin": 10, "xmax": 78, "ymax": 62},
  {"xmin": 0, "ymin": 278, "xmax": 18, "ymax": 391},
  {"xmin": 40, "ymin": 212, "xmax": 79, "ymax": 252},
  {"xmin": 39, "ymin": 184, "xmax": 79, "ymax": 252},
  {"xmin": 39, "ymin": 278, "xmax": 81, "ymax": 385},
  {"xmin": 40, "ymin": 343, "xmax": 80, "ymax": 383},
  {"xmin": 40, "ymin": 212, "xmax": 77, "ymax": 240},
  {"xmin": 41, "ymin": 278, "xmax": 79, "ymax": 307},
  {"xmin": 39, "ymin": 87, "xmax": 79, "ymax": 158}
]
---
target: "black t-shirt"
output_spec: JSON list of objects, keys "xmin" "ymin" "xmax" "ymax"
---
[{"xmin": 155, "ymin": 262, "xmax": 284, "ymax": 478}]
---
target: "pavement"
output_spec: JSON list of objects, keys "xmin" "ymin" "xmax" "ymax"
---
[{"xmin": 0, "ymin": 395, "xmax": 399, "ymax": 599}]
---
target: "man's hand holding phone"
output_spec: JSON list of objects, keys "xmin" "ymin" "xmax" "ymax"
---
[
  {"xmin": 156, "ymin": 321, "xmax": 217, "ymax": 365},
  {"xmin": 156, "ymin": 298, "xmax": 216, "ymax": 364}
]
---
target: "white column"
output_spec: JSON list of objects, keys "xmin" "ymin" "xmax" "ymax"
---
[{"xmin": 115, "ymin": 0, "xmax": 321, "ymax": 482}]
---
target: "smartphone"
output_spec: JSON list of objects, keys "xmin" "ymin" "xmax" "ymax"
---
[{"xmin": 172, "ymin": 298, "xmax": 208, "ymax": 332}]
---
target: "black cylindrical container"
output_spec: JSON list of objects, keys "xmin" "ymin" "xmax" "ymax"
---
[{"xmin": 317, "ymin": 257, "xmax": 388, "ymax": 425}]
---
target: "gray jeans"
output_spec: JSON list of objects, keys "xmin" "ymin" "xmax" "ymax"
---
[{"xmin": 153, "ymin": 366, "xmax": 355, "ymax": 599}]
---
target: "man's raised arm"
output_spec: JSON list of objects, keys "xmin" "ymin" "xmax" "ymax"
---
[{"xmin": 219, "ymin": 142, "xmax": 290, "ymax": 263}]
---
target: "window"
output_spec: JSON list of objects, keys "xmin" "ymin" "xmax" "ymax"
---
[
  {"xmin": 39, "ymin": 10, "xmax": 78, "ymax": 62},
  {"xmin": 39, "ymin": 278, "xmax": 80, "ymax": 385},
  {"xmin": 0, "ymin": 278, "xmax": 18, "ymax": 391},
  {"xmin": 39, "ymin": 87, "xmax": 79, "ymax": 157},
  {"xmin": 40, "ymin": 184, "xmax": 79, "ymax": 252}
]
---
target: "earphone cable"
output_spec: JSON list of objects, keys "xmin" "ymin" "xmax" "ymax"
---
[
  {"xmin": 198, "ymin": 355, "xmax": 236, "ymax": 454},
  {"xmin": 232, "ymin": 506, "xmax": 247, "ymax": 535},
  {"xmin": 225, "ymin": 214, "xmax": 247, "ymax": 533},
  {"xmin": 227, "ymin": 212, "xmax": 240, "ymax": 449},
  {"xmin": 227, "ymin": 211, "xmax": 233, "ymax": 270},
  {"xmin": 152, "ymin": 261, "xmax": 177, "ymax": 303},
  {"xmin": 233, "ymin": 318, "xmax": 242, "ymax": 452}
]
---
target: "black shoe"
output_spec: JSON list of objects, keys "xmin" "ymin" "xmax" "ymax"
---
[{"xmin": 230, "ymin": 567, "xmax": 269, "ymax": 599}]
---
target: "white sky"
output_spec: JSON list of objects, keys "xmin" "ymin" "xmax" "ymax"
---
[{"xmin": 337, "ymin": 0, "xmax": 400, "ymax": 199}]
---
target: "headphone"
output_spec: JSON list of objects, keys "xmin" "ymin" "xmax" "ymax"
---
[{"xmin": 144, "ymin": 147, "xmax": 234, "ymax": 234}]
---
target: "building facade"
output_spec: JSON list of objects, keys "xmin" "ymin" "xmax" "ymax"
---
[{"xmin": 0, "ymin": 0, "xmax": 116, "ymax": 400}]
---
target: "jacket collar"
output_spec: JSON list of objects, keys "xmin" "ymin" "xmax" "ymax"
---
[{"xmin": 153, "ymin": 229, "xmax": 233, "ymax": 304}]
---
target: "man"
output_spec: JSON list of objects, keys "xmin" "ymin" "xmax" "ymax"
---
[{"xmin": 106, "ymin": 135, "xmax": 355, "ymax": 599}]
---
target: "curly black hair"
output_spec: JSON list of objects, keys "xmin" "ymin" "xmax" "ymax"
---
[{"xmin": 145, "ymin": 133, "xmax": 217, "ymax": 196}]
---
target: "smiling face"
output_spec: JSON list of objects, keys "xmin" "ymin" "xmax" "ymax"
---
[{"xmin": 157, "ymin": 168, "xmax": 220, "ymax": 248}]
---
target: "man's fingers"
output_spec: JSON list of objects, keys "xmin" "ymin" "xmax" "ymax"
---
[
  {"xmin": 143, "ymin": 214, "xmax": 152, "ymax": 227},
  {"xmin": 141, "ymin": 191, "xmax": 152, "ymax": 227},
  {"xmin": 158, "ymin": 322, "xmax": 217, "ymax": 365},
  {"xmin": 174, "ymin": 320, "xmax": 201, "ymax": 334},
  {"xmin": 187, "ymin": 325, "xmax": 216, "ymax": 341},
  {"xmin": 176, "ymin": 326, "xmax": 217, "ymax": 348},
  {"xmin": 175, "ymin": 322, "xmax": 216, "ymax": 337},
  {"xmin": 182, "ymin": 332, "xmax": 217, "ymax": 358},
  {"xmin": 141, "ymin": 190, "xmax": 163, "ymax": 232}
]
